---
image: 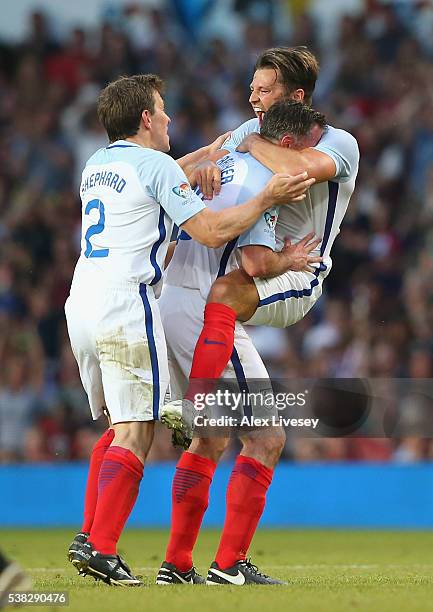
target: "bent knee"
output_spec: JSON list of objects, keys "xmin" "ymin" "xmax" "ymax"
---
[{"xmin": 207, "ymin": 276, "xmax": 236, "ymax": 306}]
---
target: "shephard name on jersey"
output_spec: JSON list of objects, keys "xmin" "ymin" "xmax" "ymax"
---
[{"xmin": 81, "ymin": 171, "xmax": 127, "ymax": 196}]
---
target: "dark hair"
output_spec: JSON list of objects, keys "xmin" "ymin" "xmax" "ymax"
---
[
  {"xmin": 260, "ymin": 100, "xmax": 327, "ymax": 141},
  {"xmin": 97, "ymin": 74, "xmax": 164, "ymax": 142},
  {"xmin": 254, "ymin": 46, "xmax": 319, "ymax": 105}
]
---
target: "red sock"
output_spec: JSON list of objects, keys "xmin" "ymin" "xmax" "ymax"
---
[
  {"xmin": 81, "ymin": 428, "xmax": 114, "ymax": 533},
  {"xmin": 89, "ymin": 446, "xmax": 143, "ymax": 555},
  {"xmin": 185, "ymin": 302, "xmax": 236, "ymax": 400},
  {"xmin": 165, "ymin": 451, "xmax": 216, "ymax": 571},
  {"xmin": 215, "ymin": 456, "xmax": 273, "ymax": 569}
]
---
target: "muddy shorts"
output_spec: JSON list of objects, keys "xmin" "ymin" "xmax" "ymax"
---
[{"xmin": 65, "ymin": 281, "xmax": 169, "ymax": 423}]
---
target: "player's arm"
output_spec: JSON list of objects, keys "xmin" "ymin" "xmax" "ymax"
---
[
  {"xmin": 238, "ymin": 134, "xmax": 335, "ymax": 182},
  {"xmin": 182, "ymin": 173, "xmax": 315, "ymax": 248},
  {"xmin": 237, "ymin": 127, "xmax": 360, "ymax": 184},
  {"xmin": 176, "ymin": 132, "xmax": 231, "ymax": 184},
  {"xmin": 241, "ymin": 234, "xmax": 322, "ymax": 279},
  {"xmin": 144, "ymin": 152, "xmax": 313, "ymax": 249}
]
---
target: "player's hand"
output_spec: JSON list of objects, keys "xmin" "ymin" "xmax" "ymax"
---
[
  {"xmin": 208, "ymin": 131, "xmax": 231, "ymax": 154},
  {"xmin": 280, "ymin": 233, "xmax": 323, "ymax": 273},
  {"xmin": 236, "ymin": 133, "xmax": 261, "ymax": 153},
  {"xmin": 194, "ymin": 160, "xmax": 222, "ymax": 199},
  {"xmin": 264, "ymin": 172, "xmax": 316, "ymax": 206}
]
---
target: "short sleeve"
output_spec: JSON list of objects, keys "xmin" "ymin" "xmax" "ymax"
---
[
  {"xmin": 139, "ymin": 152, "xmax": 206, "ymax": 226},
  {"xmin": 237, "ymin": 206, "xmax": 278, "ymax": 250},
  {"xmin": 314, "ymin": 126, "xmax": 360, "ymax": 183},
  {"xmin": 223, "ymin": 118, "xmax": 260, "ymax": 149}
]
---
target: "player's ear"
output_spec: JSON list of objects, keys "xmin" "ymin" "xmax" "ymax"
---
[
  {"xmin": 280, "ymin": 134, "xmax": 293, "ymax": 148},
  {"xmin": 291, "ymin": 88, "xmax": 305, "ymax": 102},
  {"xmin": 141, "ymin": 109, "xmax": 152, "ymax": 129}
]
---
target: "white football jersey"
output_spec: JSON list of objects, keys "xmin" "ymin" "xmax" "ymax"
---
[
  {"xmin": 167, "ymin": 123, "xmax": 359, "ymax": 299},
  {"xmin": 165, "ymin": 150, "xmax": 275, "ymax": 301},
  {"xmin": 229, "ymin": 122, "xmax": 360, "ymax": 275},
  {"xmin": 71, "ymin": 140, "xmax": 205, "ymax": 292}
]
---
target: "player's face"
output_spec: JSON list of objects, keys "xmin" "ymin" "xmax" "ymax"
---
[
  {"xmin": 150, "ymin": 92, "xmax": 171, "ymax": 152},
  {"xmin": 249, "ymin": 69, "xmax": 287, "ymax": 124}
]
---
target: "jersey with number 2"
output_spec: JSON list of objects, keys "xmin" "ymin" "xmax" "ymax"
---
[{"xmin": 74, "ymin": 140, "xmax": 205, "ymax": 289}]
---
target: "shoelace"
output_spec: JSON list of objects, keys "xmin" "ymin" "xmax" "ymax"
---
[{"xmin": 241, "ymin": 558, "xmax": 269, "ymax": 578}]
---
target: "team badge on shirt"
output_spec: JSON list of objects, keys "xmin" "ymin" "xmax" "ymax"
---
[
  {"xmin": 264, "ymin": 211, "xmax": 277, "ymax": 230},
  {"xmin": 172, "ymin": 183, "xmax": 192, "ymax": 199}
]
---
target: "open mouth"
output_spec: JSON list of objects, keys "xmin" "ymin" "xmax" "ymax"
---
[{"xmin": 254, "ymin": 109, "xmax": 265, "ymax": 125}]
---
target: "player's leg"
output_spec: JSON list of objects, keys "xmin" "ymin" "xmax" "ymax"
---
[
  {"xmin": 157, "ymin": 286, "xmax": 231, "ymax": 584},
  {"xmin": 87, "ymin": 419, "xmax": 153, "ymax": 549},
  {"xmin": 244, "ymin": 268, "xmax": 324, "ymax": 329},
  {"xmin": 64, "ymin": 297, "xmax": 115, "ymax": 569},
  {"xmin": 208, "ymin": 429, "xmax": 285, "ymax": 579},
  {"xmin": 208, "ymin": 268, "xmax": 260, "ymax": 322},
  {"xmin": 67, "ymin": 284, "xmax": 169, "ymax": 586},
  {"xmin": 67, "ymin": 422, "xmax": 115, "ymax": 568},
  {"xmin": 78, "ymin": 418, "xmax": 153, "ymax": 583},
  {"xmin": 156, "ymin": 436, "xmax": 230, "ymax": 585},
  {"xmin": 185, "ymin": 269, "xmax": 258, "ymax": 401},
  {"xmin": 206, "ymin": 330, "xmax": 286, "ymax": 585},
  {"xmin": 186, "ymin": 266, "xmax": 324, "ymax": 404},
  {"xmin": 81, "ymin": 427, "xmax": 114, "ymax": 531},
  {"xmin": 160, "ymin": 280, "xmax": 254, "ymax": 447}
]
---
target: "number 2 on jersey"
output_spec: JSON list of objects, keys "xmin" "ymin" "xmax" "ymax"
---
[{"xmin": 84, "ymin": 199, "xmax": 109, "ymax": 258}]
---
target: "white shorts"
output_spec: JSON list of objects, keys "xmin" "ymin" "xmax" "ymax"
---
[
  {"xmin": 246, "ymin": 269, "xmax": 325, "ymax": 328},
  {"xmin": 159, "ymin": 284, "xmax": 269, "ymax": 401},
  {"xmin": 65, "ymin": 281, "xmax": 169, "ymax": 424}
]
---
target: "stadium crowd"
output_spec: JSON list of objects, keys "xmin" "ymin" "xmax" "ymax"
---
[{"xmin": 0, "ymin": 0, "xmax": 433, "ymax": 463}]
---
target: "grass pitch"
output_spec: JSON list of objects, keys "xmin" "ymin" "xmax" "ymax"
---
[{"xmin": 2, "ymin": 529, "xmax": 433, "ymax": 611}]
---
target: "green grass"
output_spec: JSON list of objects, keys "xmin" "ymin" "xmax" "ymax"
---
[{"xmin": 2, "ymin": 529, "xmax": 433, "ymax": 611}]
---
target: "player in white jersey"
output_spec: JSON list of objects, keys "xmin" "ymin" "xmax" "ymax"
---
[
  {"xmin": 156, "ymin": 102, "xmax": 326, "ymax": 587},
  {"xmin": 186, "ymin": 48, "xmax": 358, "ymax": 356},
  {"xmin": 64, "ymin": 73, "xmax": 314, "ymax": 586},
  {"xmin": 186, "ymin": 46, "xmax": 357, "ymax": 346},
  {"xmin": 159, "ymin": 106, "xmax": 323, "ymax": 399},
  {"xmin": 210, "ymin": 100, "xmax": 359, "ymax": 329},
  {"xmin": 158, "ymin": 48, "xmax": 360, "ymax": 587}
]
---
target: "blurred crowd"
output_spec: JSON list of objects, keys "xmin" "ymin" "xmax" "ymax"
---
[{"xmin": 1, "ymin": 0, "xmax": 433, "ymax": 463}]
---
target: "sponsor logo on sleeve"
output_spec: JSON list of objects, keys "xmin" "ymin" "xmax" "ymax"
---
[{"xmin": 172, "ymin": 182, "xmax": 193, "ymax": 200}]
